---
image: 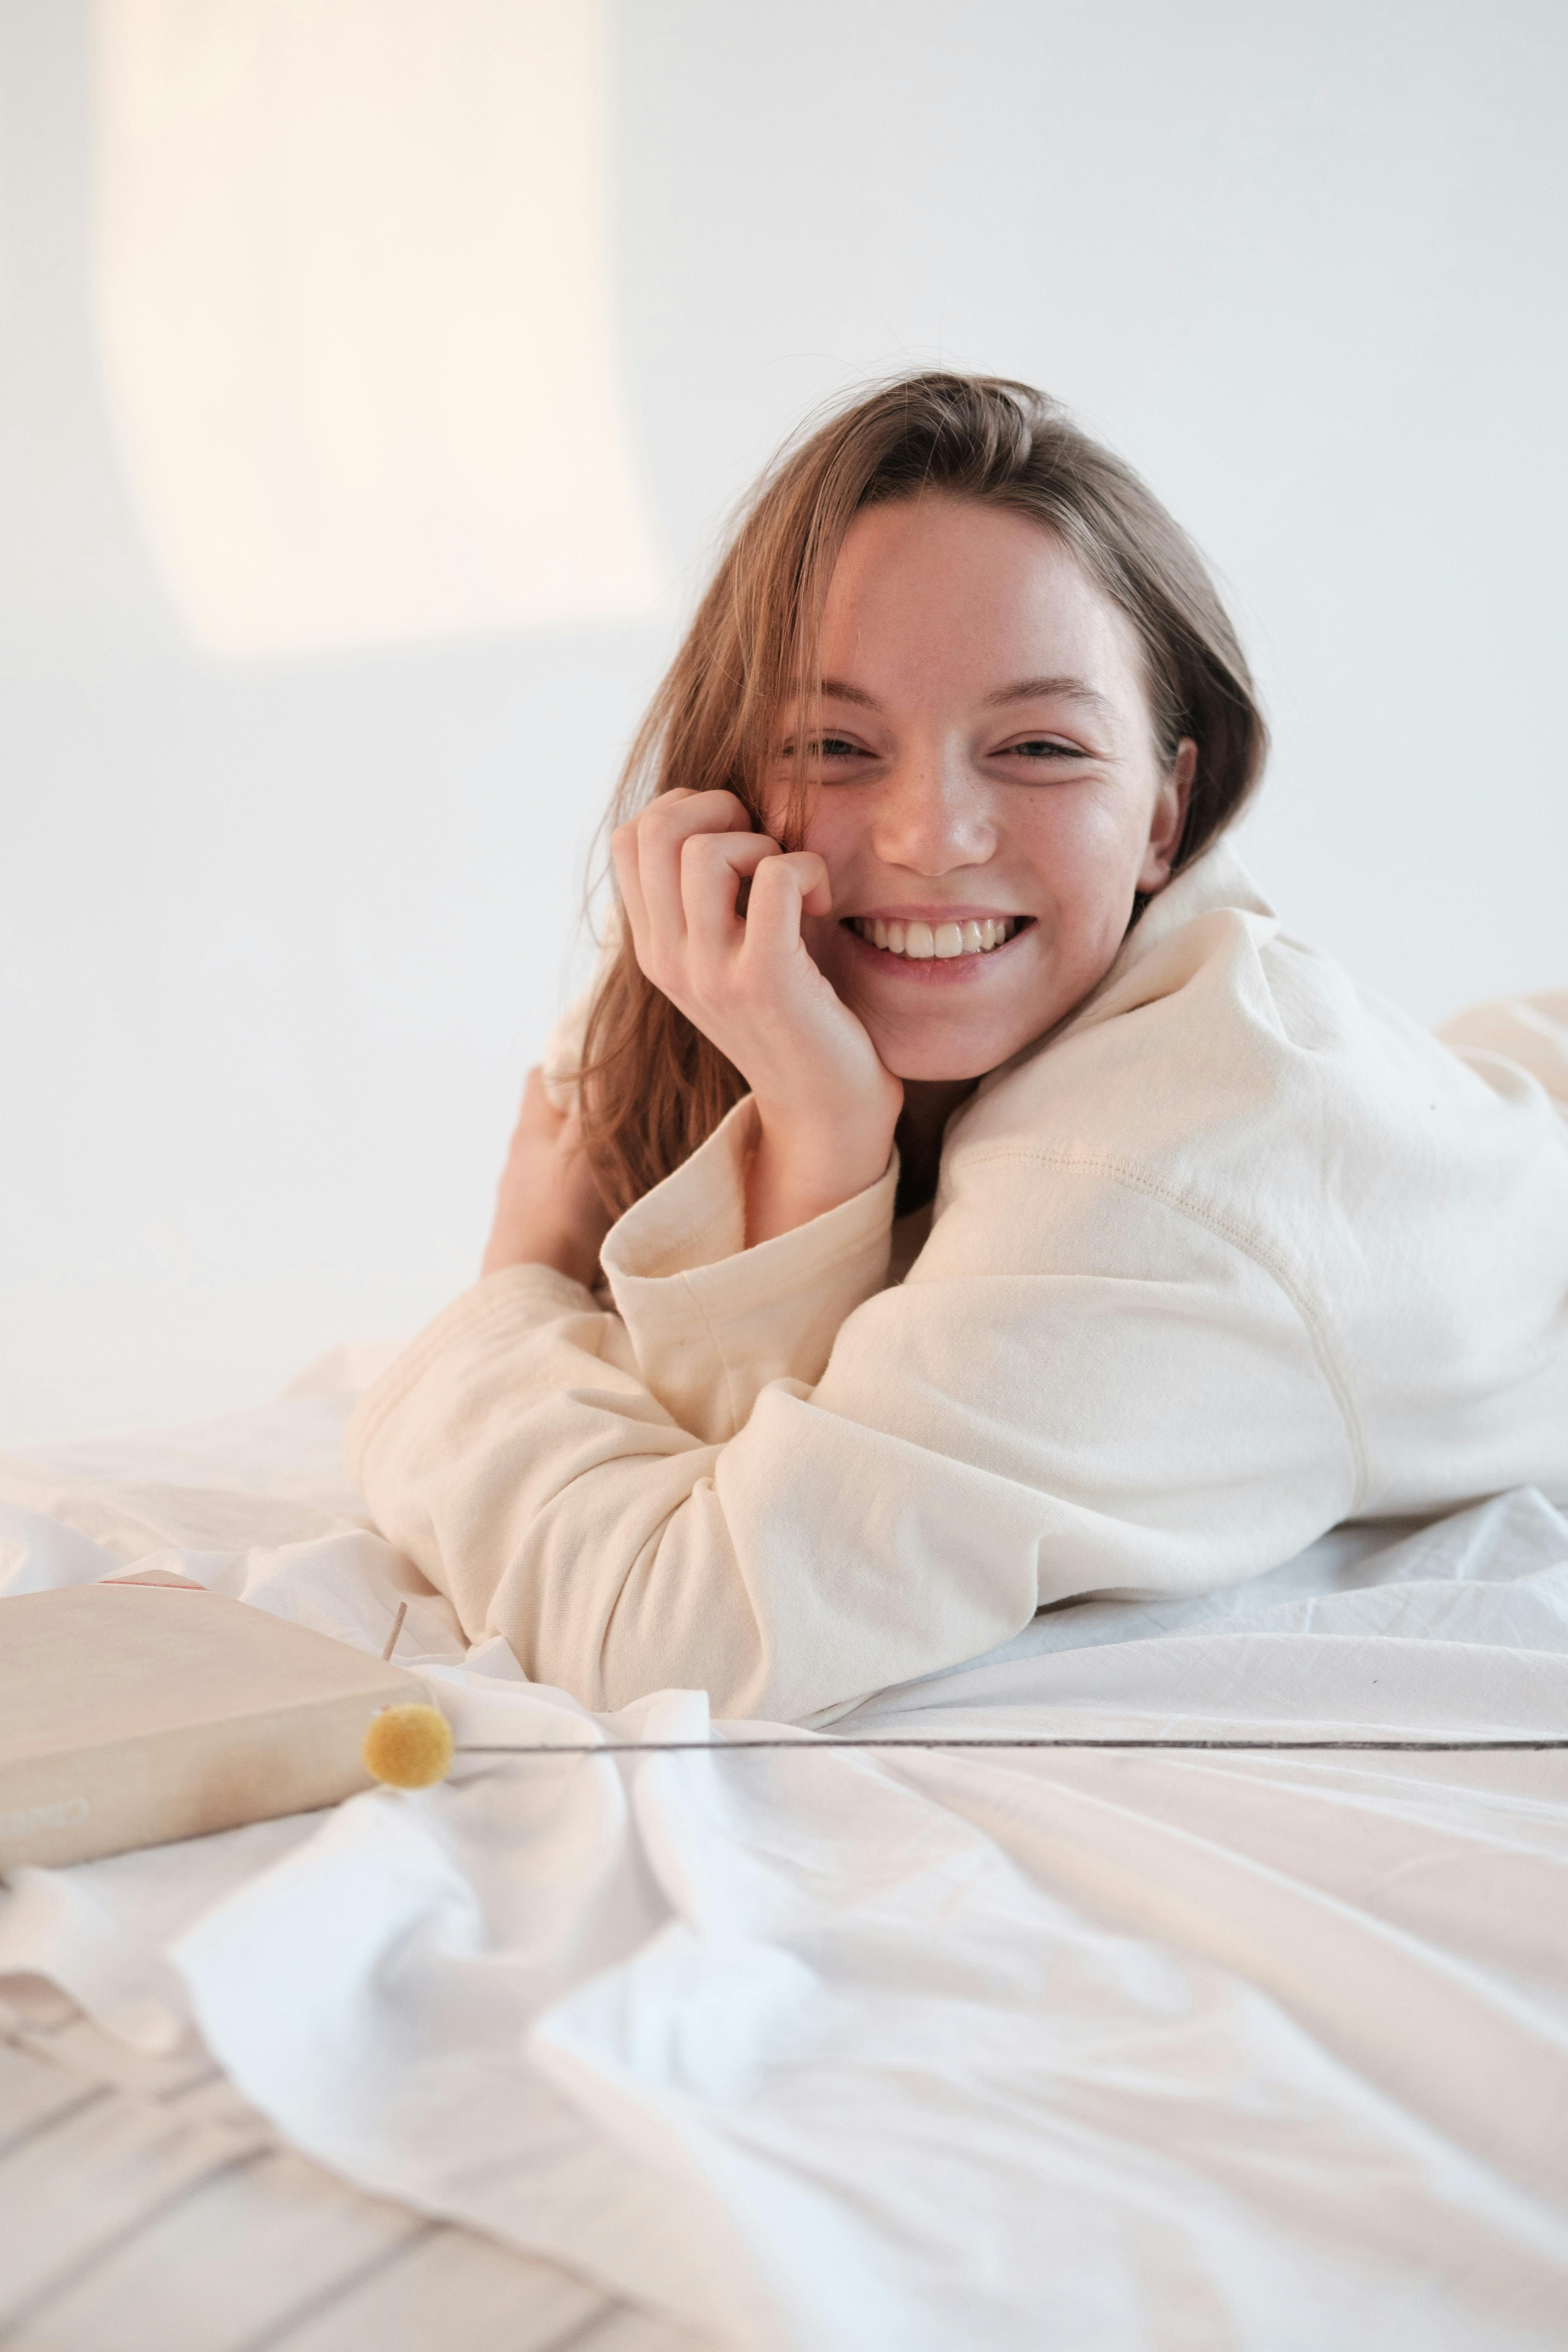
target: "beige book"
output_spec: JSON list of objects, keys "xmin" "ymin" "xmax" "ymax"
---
[{"xmin": 0, "ymin": 1574, "xmax": 430, "ymax": 1869}]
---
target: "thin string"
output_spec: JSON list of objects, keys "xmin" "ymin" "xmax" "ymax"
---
[
  {"xmin": 384, "ymin": 1606, "xmax": 1559, "ymax": 1756},
  {"xmin": 455, "ymin": 1735, "xmax": 1567, "ymax": 1758}
]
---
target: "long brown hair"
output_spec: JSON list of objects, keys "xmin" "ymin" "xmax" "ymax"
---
[{"xmin": 579, "ymin": 371, "xmax": 1268, "ymax": 1214}]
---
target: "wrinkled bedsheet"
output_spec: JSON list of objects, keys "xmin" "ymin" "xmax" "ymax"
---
[{"xmin": 1, "ymin": 1351, "xmax": 1566, "ymax": 2352}]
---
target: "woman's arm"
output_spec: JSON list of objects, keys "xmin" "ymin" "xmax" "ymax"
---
[
  {"xmin": 481, "ymin": 1072, "xmax": 614, "ymax": 1288},
  {"xmin": 349, "ymin": 1148, "xmax": 1356, "ymax": 1723}
]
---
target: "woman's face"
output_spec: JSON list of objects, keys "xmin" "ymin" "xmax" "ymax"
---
[{"xmin": 773, "ymin": 495, "xmax": 1194, "ymax": 1084}]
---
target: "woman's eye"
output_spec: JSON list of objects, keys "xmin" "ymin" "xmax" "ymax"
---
[
  {"xmin": 1006, "ymin": 737, "xmax": 1083, "ymax": 761},
  {"xmin": 779, "ymin": 735, "xmax": 868, "ymax": 764}
]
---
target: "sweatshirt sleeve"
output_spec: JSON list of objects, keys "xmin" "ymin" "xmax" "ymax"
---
[
  {"xmin": 345, "ymin": 1138, "xmax": 1360, "ymax": 1725},
  {"xmin": 597, "ymin": 1095, "xmax": 900, "ymax": 1441},
  {"xmin": 1436, "ymin": 990, "xmax": 1568, "ymax": 1113}
]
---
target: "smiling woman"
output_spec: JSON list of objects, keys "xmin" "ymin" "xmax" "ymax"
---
[
  {"xmin": 574, "ymin": 375, "xmax": 1263, "ymax": 1223},
  {"xmin": 602, "ymin": 496, "xmax": 1209, "ymax": 1243},
  {"xmin": 345, "ymin": 374, "xmax": 1568, "ymax": 1724}
]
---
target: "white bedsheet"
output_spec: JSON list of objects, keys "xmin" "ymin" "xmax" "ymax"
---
[{"xmin": 2, "ymin": 1355, "xmax": 1566, "ymax": 2352}]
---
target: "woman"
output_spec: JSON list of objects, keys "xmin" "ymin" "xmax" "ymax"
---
[{"xmin": 348, "ymin": 374, "xmax": 1568, "ymax": 1723}]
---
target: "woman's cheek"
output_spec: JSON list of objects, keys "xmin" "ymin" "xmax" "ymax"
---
[{"xmin": 1023, "ymin": 802, "xmax": 1133, "ymax": 942}]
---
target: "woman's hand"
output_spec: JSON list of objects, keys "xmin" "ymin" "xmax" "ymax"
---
[
  {"xmin": 482, "ymin": 1068, "xmax": 614, "ymax": 1288},
  {"xmin": 611, "ymin": 789, "xmax": 902, "ymax": 1243}
]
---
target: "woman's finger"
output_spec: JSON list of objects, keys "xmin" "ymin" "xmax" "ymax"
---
[
  {"xmin": 794, "ymin": 851, "xmax": 832, "ymax": 918},
  {"xmin": 609, "ymin": 820, "xmax": 651, "ymax": 960},
  {"xmin": 737, "ymin": 851, "xmax": 830, "ymax": 967},
  {"xmin": 633, "ymin": 791, "xmax": 753, "ymax": 971},
  {"xmin": 678, "ymin": 830, "xmax": 783, "ymax": 974},
  {"xmin": 611, "ymin": 794, "xmax": 704, "ymax": 968}
]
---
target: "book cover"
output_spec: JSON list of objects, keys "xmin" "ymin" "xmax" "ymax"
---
[{"xmin": 0, "ymin": 1578, "xmax": 431, "ymax": 1869}]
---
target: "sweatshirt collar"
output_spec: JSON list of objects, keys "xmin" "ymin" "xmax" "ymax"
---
[
  {"xmin": 965, "ymin": 832, "xmax": 1276, "ymax": 1106},
  {"xmin": 1118, "ymin": 832, "xmax": 1274, "ymax": 963}
]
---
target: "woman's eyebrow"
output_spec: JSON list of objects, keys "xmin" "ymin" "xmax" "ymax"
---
[
  {"xmin": 985, "ymin": 675, "xmax": 1115, "ymax": 721},
  {"xmin": 815, "ymin": 675, "xmax": 1116, "ymax": 721}
]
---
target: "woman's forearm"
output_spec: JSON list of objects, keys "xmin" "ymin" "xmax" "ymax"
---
[
  {"xmin": 344, "ymin": 1266, "xmax": 1042, "ymax": 1722},
  {"xmin": 349, "ymin": 1154, "xmax": 1351, "ymax": 1724},
  {"xmin": 743, "ymin": 1110, "xmax": 896, "ymax": 1246}
]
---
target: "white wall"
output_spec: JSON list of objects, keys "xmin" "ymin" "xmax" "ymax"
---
[{"xmin": 3, "ymin": 0, "xmax": 1565, "ymax": 1445}]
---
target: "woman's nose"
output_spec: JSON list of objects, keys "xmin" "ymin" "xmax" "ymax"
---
[{"xmin": 870, "ymin": 746, "xmax": 996, "ymax": 875}]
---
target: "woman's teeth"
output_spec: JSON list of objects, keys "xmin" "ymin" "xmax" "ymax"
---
[{"xmin": 848, "ymin": 915, "xmax": 1022, "ymax": 960}]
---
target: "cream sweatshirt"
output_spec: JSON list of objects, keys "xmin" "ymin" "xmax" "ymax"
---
[{"xmin": 346, "ymin": 842, "xmax": 1568, "ymax": 1723}]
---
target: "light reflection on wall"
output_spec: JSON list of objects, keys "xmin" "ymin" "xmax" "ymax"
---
[{"xmin": 92, "ymin": 0, "xmax": 661, "ymax": 659}]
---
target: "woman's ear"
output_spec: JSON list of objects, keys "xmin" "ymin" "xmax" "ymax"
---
[{"xmin": 1137, "ymin": 738, "xmax": 1197, "ymax": 893}]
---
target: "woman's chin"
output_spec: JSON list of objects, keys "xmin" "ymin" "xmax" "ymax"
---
[
  {"xmin": 864, "ymin": 1014, "xmax": 1035, "ymax": 1086},
  {"xmin": 824, "ymin": 925, "xmax": 1071, "ymax": 1084},
  {"xmin": 850, "ymin": 965, "xmax": 1095, "ymax": 1083}
]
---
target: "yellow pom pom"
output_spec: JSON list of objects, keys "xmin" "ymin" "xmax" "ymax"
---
[{"xmin": 363, "ymin": 1703, "xmax": 455, "ymax": 1789}]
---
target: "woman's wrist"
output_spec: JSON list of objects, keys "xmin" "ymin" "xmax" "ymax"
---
[{"xmin": 744, "ymin": 1108, "xmax": 895, "ymax": 1247}]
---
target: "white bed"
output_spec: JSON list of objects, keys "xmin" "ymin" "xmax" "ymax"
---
[{"xmin": 2, "ymin": 1350, "xmax": 1565, "ymax": 2351}]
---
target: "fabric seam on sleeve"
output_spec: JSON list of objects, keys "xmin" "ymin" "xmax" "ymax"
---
[
  {"xmin": 620, "ymin": 1200, "xmax": 738, "ymax": 1270},
  {"xmin": 618, "ymin": 1220, "xmax": 884, "ymax": 1302},
  {"xmin": 680, "ymin": 1221, "xmax": 891, "ymax": 1305},
  {"xmin": 348, "ymin": 1272, "xmax": 597, "ymax": 1458},
  {"xmin": 613, "ymin": 1162, "xmax": 895, "ymax": 1290},
  {"xmin": 677, "ymin": 1268, "xmax": 745, "ymax": 1435}
]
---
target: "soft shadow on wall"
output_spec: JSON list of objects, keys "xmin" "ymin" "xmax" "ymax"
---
[{"xmin": 2, "ymin": 0, "xmax": 673, "ymax": 1445}]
